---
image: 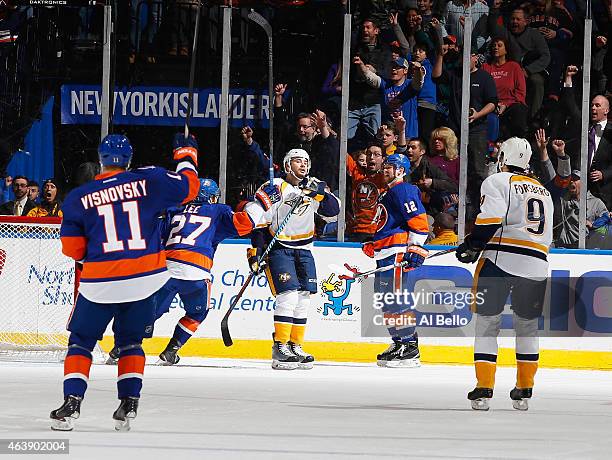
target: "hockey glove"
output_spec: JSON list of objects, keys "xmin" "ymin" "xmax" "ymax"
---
[
  {"xmin": 456, "ymin": 240, "xmax": 481, "ymax": 264},
  {"xmin": 362, "ymin": 241, "xmax": 375, "ymax": 258},
  {"xmin": 254, "ymin": 183, "xmax": 281, "ymax": 211},
  {"xmin": 402, "ymin": 245, "xmax": 429, "ymax": 271},
  {"xmin": 172, "ymin": 133, "xmax": 199, "ymax": 168},
  {"xmin": 300, "ymin": 177, "xmax": 327, "ymax": 202},
  {"xmin": 247, "ymin": 247, "xmax": 267, "ymax": 274}
]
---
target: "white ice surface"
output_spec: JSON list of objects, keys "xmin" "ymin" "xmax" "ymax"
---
[{"xmin": 0, "ymin": 358, "xmax": 611, "ymax": 460}]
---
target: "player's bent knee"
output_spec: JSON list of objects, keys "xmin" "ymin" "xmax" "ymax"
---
[
  {"xmin": 276, "ymin": 290, "xmax": 299, "ymax": 317},
  {"xmin": 513, "ymin": 313, "xmax": 539, "ymax": 336},
  {"xmin": 114, "ymin": 343, "xmax": 144, "ymax": 357},
  {"xmin": 68, "ymin": 333, "xmax": 98, "ymax": 352},
  {"xmin": 475, "ymin": 313, "xmax": 502, "ymax": 337},
  {"xmin": 185, "ymin": 309, "xmax": 208, "ymax": 323},
  {"xmin": 295, "ymin": 291, "xmax": 310, "ymax": 318}
]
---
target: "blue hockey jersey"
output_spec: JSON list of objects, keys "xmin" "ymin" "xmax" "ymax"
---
[
  {"xmin": 371, "ymin": 181, "xmax": 429, "ymax": 259},
  {"xmin": 60, "ymin": 166, "xmax": 199, "ymax": 303},
  {"xmin": 164, "ymin": 203, "xmax": 255, "ymax": 280}
]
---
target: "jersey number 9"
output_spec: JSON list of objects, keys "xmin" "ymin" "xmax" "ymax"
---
[{"xmin": 526, "ymin": 198, "xmax": 546, "ymax": 235}]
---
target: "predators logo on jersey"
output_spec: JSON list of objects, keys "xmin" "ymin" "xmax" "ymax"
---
[
  {"xmin": 283, "ymin": 195, "xmax": 311, "ymax": 217},
  {"xmin": 246, "ymin": 178, "xmax": 340, "ymax": 250}
]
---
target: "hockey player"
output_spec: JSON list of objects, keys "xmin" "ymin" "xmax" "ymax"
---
[
  {"xmin": 245, "ymin": 148, "xmax": 340, "ymax": 370},
  {"xmin": 362, "ymin": 153, "xmax": 430, "ymax": 367},
  {"xmin": 455, "ymin": 137, "xmax": 553, "ymax": 411},
  {"xmin": 51, "ymin": 133, "xmax": 200, "ymax": 431},
  {"xmin": 153, "ymin": 178, "xmax": 279, "ymax": 365}
]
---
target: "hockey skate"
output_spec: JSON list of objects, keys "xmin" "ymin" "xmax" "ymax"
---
[
  {"xmin": 157, "ymin": 338, "xmax": 181, "ymax": 365},
  {"xmin": 288, "ymin": 341, "xmax": 314, "ymax": 370},
  {"xmin": 106, "ymin": 346, "xmax": 119, "ymax": 365},
  {"xmin": 271, "ymin": 340, "xmax": 299, "ymax": 370},
  {"xmin": 376, "ymin": 341, "xmax": 420, "ymax": 368},
  {"xmin": 468, "ymin": 387, "xmax": 493, "ymax": 411},
  {"xmin": 113, "ymin": 397, "xmax": 139, "ymax": 431},
  {"xmin": 510, "ymin": 387, "xmax": 532, "ymax": 411},
  {"xmin": 50, "ymin": 395, "xmax": 82, "ymax": 431}
]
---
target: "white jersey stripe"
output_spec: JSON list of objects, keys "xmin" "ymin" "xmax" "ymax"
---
[
  {"xmin": 118, "ymin": 372, "xmax": 143, "ymax": 381},
  {"xmin": 64, "ymin": 373, "xmax": 88, "ymax": 382}
]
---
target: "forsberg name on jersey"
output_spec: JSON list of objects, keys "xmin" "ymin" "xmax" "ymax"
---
[
  {"xmin": 80, "ymin": 180, "xmax": 148, "ymax": 210},
  {"xmin": 512, "ymin": 182, "xmax": 550, "ymax": 196}
]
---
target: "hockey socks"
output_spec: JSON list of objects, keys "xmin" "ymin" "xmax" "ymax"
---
[
  {"xmin": 473, "ymin": 313, "xmax": 500, "ymax": 389},
  {"xmin": 516, "ymin": 354, "xmax": 538, "ymax": 389},
  {"xmin": 474, "ymin": 353, "xmax": 497, "ymax": 389},
  {"xmin": 63, "ymin": 334, "xmax": 95, "ymax": 398},
  {"xmin": 173, "ymin": 315, "xmax": 202, "ymax": 346},
  {"xmin": 273, "ymin": 317, "xmax": 292, "ymax": 343},
  {"xmin": 117, "ymin": 346, "xmax": 145, "ymax": 399},
  {"xmin": 290, "ymin": 322, "xmax": 306, "ymax": 345},
  {"xmin": 515, "ymin": 315, "xmax": 539, "ymax": 390},
  {"xmin": 63, "ymin": 352, "xmax": 92, "ymax": 398}
]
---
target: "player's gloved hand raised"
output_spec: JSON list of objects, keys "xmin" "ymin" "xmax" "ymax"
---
[
  {"xmin": 247, "ymin": 247, "xmax": 267, "ymax": 274},
  {"xmin": 300, "ymin": 177, "xmax": 327, "ymax": 202},
  {"xmin": 402, "ymin": 245, "xmax": 429, "ymax": 271},
  {"xmin": 362, "ymin": 241, "xmax": 375, "ymax": 258},
  {"xmin": 172, "ymin": 133, "xmax": 199, "ymax": 167},
  {"xmin": 456, "ymin": 239, "xmax": 481, "ymax": 264},
  {"xmin": 254, "ymin": 182, "xmax": 281, "ymax": 211}
]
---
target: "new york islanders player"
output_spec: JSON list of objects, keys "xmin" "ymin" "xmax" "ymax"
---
[
  {"xmin": 362, "ymin": 153, "xmax": 430, "ymax": 367},
  {"xmin": 455, "ymin": 137, "xmax": 553, "ymax": 411},
  {"xmin": 50, "ymin": 133, "xmax": 200, "ymax": 431},
  {"xmin": 245, "ymin": 149, "xmax": 340, "ymax": 370},
  {"xmin": 153, "ymin": 178, "xmax": 279, "ymax": 365}
]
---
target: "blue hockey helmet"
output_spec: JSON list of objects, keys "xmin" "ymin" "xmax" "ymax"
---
[
  {"xmin": 193, "ymin": 178, "xmax": 220, "ymax": 204},
  {"xmin": 98, "ymin": 134, "xmax": 133, "ymax": 168},
  {"xmin": 383, "ymin": 153, "xmax": 410, "ymax": 176}
]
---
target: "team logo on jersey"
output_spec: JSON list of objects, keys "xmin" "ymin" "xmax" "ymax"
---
[
  {"xmin": 318, "ymin": 272, "xmax": 359, "ymax": 319},
  {"xmin": 284, "ymin": 196, "xmax": 310, "ymax": 217},
  {"xmin": 373, "ymin": 204, "xmax": 388, "ymax": 232},
  {"xmin": 278, "ymin": 272, "xmax": 292, "ymax": 283},
  {"xmin": 353, "ymin": 181, "xmax": 379, "ymax": 209}
]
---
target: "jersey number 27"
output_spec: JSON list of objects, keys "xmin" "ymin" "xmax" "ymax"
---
[{"xmin": 167, "ymin": 214, "xmax": 212, "ymax": 246}]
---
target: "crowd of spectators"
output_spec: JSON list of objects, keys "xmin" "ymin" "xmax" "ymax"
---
[
  {"xmin": 238, "ymin": 0, "xmax": 611, "ymax": 248},
  {"xmin": 1, "ymin": 0, "xmax": 611, "ymax": 249},
  {"xmin": 0, "ymin": 176, "xmax": 62, "ymax": 217}
]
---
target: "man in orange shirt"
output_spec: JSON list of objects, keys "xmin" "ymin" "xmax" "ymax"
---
[{"xmin": 346, "ymin": 143, "xmax": 387, "ymax": 242}]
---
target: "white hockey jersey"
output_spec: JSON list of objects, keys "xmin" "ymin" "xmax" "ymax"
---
[
  {"xmin": 245, "ymin": 178, "xmax": 340, "ymax": 250},
  {"xmin": 475, "ymin": 172, "xmax": 553, "ymax": 279}
]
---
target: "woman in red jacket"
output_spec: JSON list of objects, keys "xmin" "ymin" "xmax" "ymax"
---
[{"xmin": 482, "ymin": 37, "xmax": 528, "ymax": 139}]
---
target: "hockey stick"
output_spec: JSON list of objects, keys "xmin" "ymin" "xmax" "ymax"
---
[
  {"xmin": 221, "ymin": 193, "xmax": 305, "ymax": 346},
  {"xmin": 247, "ymin": 9, "xmax": 274, "ymax": 184},
  {"xmin": 329, "ymin": 246, "xmax": 457, "ymax": 281},
  {"xmin": 184, "ymin": 1, "xmax": 202, "ymax": 138}
]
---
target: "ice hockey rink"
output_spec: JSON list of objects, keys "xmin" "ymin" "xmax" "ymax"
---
[{"xmin": 1, "ymin": 358, "xmax": 610, "ymax": 460}]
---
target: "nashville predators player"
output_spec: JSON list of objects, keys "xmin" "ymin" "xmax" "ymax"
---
[
  {"xmin": 245, "ymin": 149, "xmax": 340, "ymax": 370},
  {"xmin": 456, "ymin": 137, "xmax": 553, "ymax": 411}
]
